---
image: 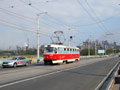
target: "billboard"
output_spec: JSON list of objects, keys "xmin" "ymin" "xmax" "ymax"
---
[{"xmin": 98, "ymin": 50, "xmax": 105, "ymax": 54}]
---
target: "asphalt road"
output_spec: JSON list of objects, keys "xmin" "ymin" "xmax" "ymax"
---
[{"xmin": 0, "ymin": 56, "xmax": 119, "ymax": 90}]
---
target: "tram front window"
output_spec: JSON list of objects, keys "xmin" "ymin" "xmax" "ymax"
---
[
  {"xmin": 44, "ymin": 47, "xmax": 57, "ymax": 54},
  {"xmin": 45, "ymin": 47, "xmax": 53, "ymax": 53}
]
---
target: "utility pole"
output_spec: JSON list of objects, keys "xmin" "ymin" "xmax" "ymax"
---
[
  {"xmin": 79, "ymin": 43, "xmax": 82, "ymax": 60},
  {"xmin": 36, "ymin": 12, "xmax": 47, "ymax": 61},
  {"xmin": 68, "ymin": 28, "xmax": 70, "ymax": 46},
  {"xmin": 104, "ymin": 44, "xmax": 106, "ymax": 55},
  {"xmin": 95, "ymin": 41, "xmax": 97, "ymax": 55},
  {"xmin": 37, "ymin": 14, "xmax": 40, "ymax": 60},
  {"xmin": 27, "ymin": 38, "xmax": 29, "ymax": 49},
  {"xmin": 88, "ymin": 39, "xmax": 90, "ymax": 57}
]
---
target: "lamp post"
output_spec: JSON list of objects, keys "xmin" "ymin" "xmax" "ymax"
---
[
  {"xmin": 37, "ymin": 12, "xmax": 47, "ymax": 61},
  {"xmin": 88, "ymin": 35, "xmax": 92, "ymax": 58},
  {"xmin": 68, "ymin": 28, "xmax": 71, "ymax": 46},
  {"xmin": 79, "ymin": 43, "xmax": 82, "ymax": 60},
  {"xmin": 95, "ymin": 41, "xmax": 97, "ymax": 55},
  {"xmin": 88, "ymin": 38, "xmax": 90, "ymax": 57}
]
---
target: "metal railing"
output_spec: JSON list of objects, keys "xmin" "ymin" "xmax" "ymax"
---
[{"xmin": 95, "ymin": 62, "xmax": 120, "ymax": 90}]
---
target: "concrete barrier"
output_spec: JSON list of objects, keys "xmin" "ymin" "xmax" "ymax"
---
[
  {"xmin": 0, "ymin": 60, "xmax": 3, "ymax": 67},
  {"xmin": 32, "ymin": 57, "xmax": 43, "ymax": 63},
  {"xmin": 80, "ymin": 55, "xmax": 101, "ymax": 60},
  {"xmin": 0, "ymin": 60, "xmax": 2, "ymax": 64}
]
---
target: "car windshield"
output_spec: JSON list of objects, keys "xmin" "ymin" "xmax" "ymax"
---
[{"xmin": 10, "ymin": 57, "xmax": 18, "ymax": 60}]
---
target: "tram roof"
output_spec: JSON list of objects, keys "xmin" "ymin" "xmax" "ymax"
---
[{"xmin": 44, "ymin": 44, "xmax": 79, "ymax": 49}]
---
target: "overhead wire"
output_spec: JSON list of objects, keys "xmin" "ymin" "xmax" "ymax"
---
[
  {"xmin": 19, "ymin": 0, "xmax": 73, "ymax": 29},
  {"xmin": 0, "ymin": 6, "xmax": 58, "ymax": 36},
  {"xmin": 0, "ymin": 8, "xmax": 36, "ymax": 24},
  {"xmin": 84, "ymin": 0, "xmax": 117, "ymax": 41},
  {"xmin": 0, "ymin": 0, "xmax": 117, "ymax": 44},
  {"xmin": 0, "ymin": 19, "xmax": 36, "ymax": 30},
  {"xmin": 19, "ymin": 0, "xmax": 68, "ymax": 32},
  {"xmin": 72, "ymin": 17, "xmax": 114, "ymax": 26},
  {"xmin": 76, "ymin": 0, "xmax": 114, "ymax": 42},
  {"xmin": 19, "ymin": 0, "xmax": 61, "ymax": 30},
  {"xmin": 0, "ymin": 8, "xmax": 60, "ymax": 34},
  {"xmin": 0, "ymin": 22, "xmax": 36, "ymax": 33},
  {"xmin": 19, "ymin": 0, "xmax": 115, "ymax": 35},
  {"xmin": 18, "ymin": 0, "xmax": 114, "ymax": 28},
  {"xmin": 19, "ymin": 0, "xmax": 43, "ymax": 13},
  {"xmin": 76, "ymin": 0, "xmax": 106, "ymax": 33},
  {"xmin": 75, "ymin": 0, "xmax": 105, "ymax": 42},
  {"xmin": 0, "ymin": 21, "xmax": 51, "ymax": 37},
  {"xmin": 84, "ymin": 0, "xmax": 113, "ymax": 35}
]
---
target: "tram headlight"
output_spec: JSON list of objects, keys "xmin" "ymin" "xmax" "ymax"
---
[{"xmin": 50, "ymin": 57, "xmax": 52, "ymax": 59}]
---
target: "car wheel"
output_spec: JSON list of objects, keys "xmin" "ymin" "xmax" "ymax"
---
[
  {"xmin": 2, "ymin": 66, "xmax": 6, "ymax": 68},
  {"xmin": 25, "ymin": 62, "xmax": 29, "ymax": 66},
  {"xmin": 13, "ymin": 63, "xmax": 17, "ymax": 68}
]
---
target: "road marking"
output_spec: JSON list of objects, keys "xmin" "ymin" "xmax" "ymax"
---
[
  {"xmin": 0, "ymin": 61, "xmax": 96, "ymax": 88},
  {"xmin": 0, "ymin": 57, "xmax": 112, "ymax": 88}
]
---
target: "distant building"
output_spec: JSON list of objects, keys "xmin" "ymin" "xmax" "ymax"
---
[{"xmin": 79, "ymin": 39, "xmax": 120, "ymax": 50}]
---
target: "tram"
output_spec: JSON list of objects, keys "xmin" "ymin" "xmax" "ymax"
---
[{"xmin": 43, "ymin": 44, "xmax": 80, "ymax": 64}]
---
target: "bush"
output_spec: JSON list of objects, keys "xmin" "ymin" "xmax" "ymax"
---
[{"xmin": 80, "ymin": 48, "xmax": 95, "ymax": 56}]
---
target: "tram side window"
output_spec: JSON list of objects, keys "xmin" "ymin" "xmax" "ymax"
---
[
  {"xmin": 64, "ymin": 48, "xmax": 66, "ymax": 51},
  {"xmin": 45, "ymin": 47, "xmax": 54, "ymax": 52},
  {"xmin": 70, "ymin": 49, "xmax": 72, "ymax": 51},
  {"xmin": 67, "ymin": 48, "xmax": 69, "ymax": 51},
  {"xmin": 75, "ymin": 49, "xmax": 77, "ymax": 52},
  {"xmin": 73, "ymin": 49, "xmax": 74, "ymax": 51}
]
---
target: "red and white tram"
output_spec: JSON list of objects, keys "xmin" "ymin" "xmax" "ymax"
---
[{"xmin": 43, "ymin": 44, "xmax": 80, "ymax": 64}]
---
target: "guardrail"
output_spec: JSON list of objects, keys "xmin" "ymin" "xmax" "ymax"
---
[
  {"xmin": 95, "ymin": 62, "xmax": 120, "ymax": 90},
  {"xmin": 0, "ymin": 55, "xmax": 108, "ymax": 64},
  {"xmin": 80, "ymin": 55, "xmax": 109, "ymax": 60}
]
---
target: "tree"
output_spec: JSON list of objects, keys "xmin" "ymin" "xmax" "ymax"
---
[{"xmin": 80, "ymin": 48, "xmax": 95, "ymax": 56}]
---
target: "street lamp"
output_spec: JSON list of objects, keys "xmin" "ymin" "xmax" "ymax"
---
[
  {"xmin": 37, "ymin": 12, "xmax": 47, "ymax": 61},
  {"xmin": 88, "ymin": 35, "xmax": 92, "ymax": 58},
  {"xmin": 79, "ymin": 43, "xmax": 82, "ymax": 60},
  {"xmin": 88, "ymin": 39, "xmax": 90, "ymax": 57},
  {"xmin": 95, "ymin": 40, "xmax": 97, "ymax": 55}
]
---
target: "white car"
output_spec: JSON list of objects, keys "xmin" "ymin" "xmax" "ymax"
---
[{"xmin": 2, "ymin": 56, "xmax": 30, "ymax": 68}]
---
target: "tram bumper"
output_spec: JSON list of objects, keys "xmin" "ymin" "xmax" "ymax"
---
[{"xmin": 44, "ymin": 60, "xmax": 63, "ymax": 64}]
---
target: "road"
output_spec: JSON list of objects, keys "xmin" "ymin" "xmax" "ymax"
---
[{"xmin": 0, "ymin": 56, "xmax": 119, "ymax": 90}]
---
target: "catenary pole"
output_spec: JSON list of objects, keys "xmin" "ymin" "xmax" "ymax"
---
[{"xmin": 37, "ymin": 14, "xmax": 40, "ymax": 60}]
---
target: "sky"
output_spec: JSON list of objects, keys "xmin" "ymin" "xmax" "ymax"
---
[{"xmin": 0, "ymin": 0, "xmax": 120, "ymax": 50}]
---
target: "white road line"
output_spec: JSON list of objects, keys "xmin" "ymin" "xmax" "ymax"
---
[
  {"xmin": 0, "ymin": 62, "xmax": 94, "ymax": 88},
  {"xmin": 0, "ymin": 57, "xmax": 111, "ymax": 88}
]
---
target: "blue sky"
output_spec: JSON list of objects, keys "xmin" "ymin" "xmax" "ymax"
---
[{"xmin": 0, "ymin": 0, "xmax": 120, "ymax": 50}]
